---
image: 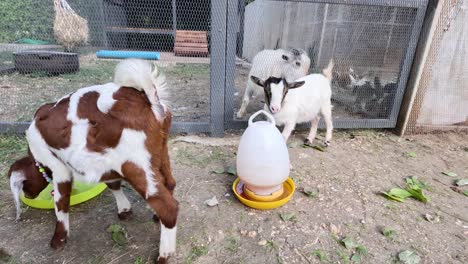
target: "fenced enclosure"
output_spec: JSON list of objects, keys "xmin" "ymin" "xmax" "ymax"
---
[
  {"xmin": 0, "ymin": 0, "xmax": 429, "ymax": 136},
  {"xmin": 401, "ymin": 0, "xmax": 468, "ymax": 134},
  {"xmin": 225, "ymin": 0, "xmax": 428, "ymax": 130}
]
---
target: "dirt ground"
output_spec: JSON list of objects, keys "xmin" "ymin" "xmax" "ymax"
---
[{"xmin": 0, "ymin": 130, "xmax": 467, "ymax": 264}]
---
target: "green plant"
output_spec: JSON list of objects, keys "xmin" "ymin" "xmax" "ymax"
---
[
  {"xmin": 185, "ymin": 244, "xmax": 208, "ymax": 264},
  {"xmin": 382, "ymin": 227, "xmax": 396, "ymax": 238},
  {"xmin": 225, "ymin": 236, "xmax": 240, "ymax": 252},
  {"xmin": 312, "ymin": 249, "xmax": 328, "ymax": 262},
  {"xmin": 133, "ymin": 256, "xmax": 146, "ymax": 264},
  {"xmin": 265, "ymin": 240, "xmax": 278, "ymax": 252}
]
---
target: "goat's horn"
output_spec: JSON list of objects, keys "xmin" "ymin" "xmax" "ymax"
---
[{"xmin": 9, "ymin": 172, "xmax": 25, "ymax": 221}]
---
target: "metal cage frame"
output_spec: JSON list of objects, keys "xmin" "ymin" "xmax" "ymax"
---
[
  {"xmin": 0, "ymin": 0, "xmax": 428, "ymax": 136},
  {"xmin": 224, "ymin": 0, "xmax": 429, "ymax": 133}
]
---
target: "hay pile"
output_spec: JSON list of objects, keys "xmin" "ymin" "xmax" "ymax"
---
[{"xmin": 53, "ymin": 0, "xmax": 89, "ymax": 52}]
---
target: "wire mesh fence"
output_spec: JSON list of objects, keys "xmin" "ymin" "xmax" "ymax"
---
[
  {"xmin": 225, "ymin": 0, "xmax": 428, "ymax": 130},
  {"xmin": 0, "ymin": 0, "xmax": 218, "ymax": 134},
  {"xmin": 0, "ymin": 0, "xmax": 429, "ymax": 135},
  {"xmin": 406, "ymin": 0, "xmax": 468, "ymax": 134}
]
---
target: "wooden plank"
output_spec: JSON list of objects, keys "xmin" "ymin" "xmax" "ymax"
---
[
  {"xmin": 174, "ymin": 47, "xmax": 209, "ymax": 52},
  {"xmin": 176, "ymin": 38, "xmax": 207, "ymax": 44},
  {"xmin": 174, "ymin": 52, "xmax": 209, "ymax": 57},
  {"xmin": 177, "ymin": 30, "xmax": 207, "ymax": 35},
  {"xmin": 175, "ymin": 42, "xmax": 209, "ymax": 48},
  {"xmin": 174, "ymin": 30, "xmax": 209, "ymax": 57},
  {"xmin": 174, "ymin": 48, "xmax": 209, "ymax": 54},
  {"xmin": 176, "ymin": 35, "xmax": 207, "ymax": 41}
]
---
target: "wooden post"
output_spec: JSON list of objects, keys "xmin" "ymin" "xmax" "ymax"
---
[
  {"xmin": 172, "ymin": 0, "xmax": 177, "ymax": 35},
  {"xmin": 97, "ymin": 0, "xmax": 109, "ymax": 47},
  {"xmin": 317, "ymin": 4, "xmax": 329, "ymax": 67}
]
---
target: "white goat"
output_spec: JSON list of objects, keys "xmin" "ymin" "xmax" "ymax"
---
[
  {"xmin": 250, "ymin": 60, "xmax": 334, "ymax": 145},
  {"xmin": 237, "ymin": 48, "xmax": 311, "ymax": 118}
]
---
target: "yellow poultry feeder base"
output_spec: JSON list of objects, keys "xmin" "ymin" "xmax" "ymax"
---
[{"xmin": 232, "ymin": 177, "xmax": 295, "ymax": 210}]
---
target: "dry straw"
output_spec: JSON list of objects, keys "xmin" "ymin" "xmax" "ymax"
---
[{"xmin": 53, "ymin": 0, "xmax": 89, "ymax": 52}]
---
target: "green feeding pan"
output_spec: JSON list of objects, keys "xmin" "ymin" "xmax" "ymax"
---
[{"xmin": 20, "ymin": 182, "xmax": 107, "ymax": 209}]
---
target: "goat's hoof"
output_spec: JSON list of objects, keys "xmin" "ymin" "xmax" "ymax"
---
[
  {"xmin": 50, "ymin": 236, "xmax": 67, "ymax": 250},
  {"xmin": 156, "ymin": 256, "xmax": 168, "ymax": 264},
  {"xmin": 152, "ymin": 214, "xmax": 160, "ymax": 223},
  {"xmin": 303, "ymin": 138, "xmax": 314, "ymax": 147},
  {"xmin": 157, "ymin": 252, "xmax": 175, "ymax": 264},
  {"xmin": 323, "ymin": 140, "xmax": 331, "ymax": 147},
  {"xmin": 118, "ymin": 209, "xmax": 133, "ymax": 221}
]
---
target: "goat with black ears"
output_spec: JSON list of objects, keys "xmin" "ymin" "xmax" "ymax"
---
[
  {"xmin": 237, "ymin": 48, "xmax": 311, "ymax": 118},
  {"xmin": 251, "ymin": 60, "xmax": 334, "ymax": 146},
  {"xmin": 8, "ymin": 59, "xmax": 178, "ymax": 264}
]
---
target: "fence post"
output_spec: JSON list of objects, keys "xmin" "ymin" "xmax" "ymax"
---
[
  {"xmin": 224, "ymin": 0, "xmax": 239, "ymax": 126},
  {"xmin": 210, "ymin": 0, "xmax": 228, "ymax": 137}
]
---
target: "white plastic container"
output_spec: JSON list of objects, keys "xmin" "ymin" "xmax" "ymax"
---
[{"xmin": 236, "ymin": 110, "xmax": 290, "ymax": 195}]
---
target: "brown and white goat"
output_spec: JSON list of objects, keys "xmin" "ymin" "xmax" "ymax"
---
[{"xmin": 8, "ymin": 59, "xmax": 178, "ymax": 263}]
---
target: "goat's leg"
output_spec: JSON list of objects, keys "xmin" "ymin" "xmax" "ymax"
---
[
  {"xmin": 51, "ymin": 178, "xmax": 72, "ymax": 250},
  {"xmin": 122, "ymin": 163, "xmax": 178, "ymax": 263},
  {"xmin": 146, "ymin": 188, "xmax": 178, "ymax": 264},
  {"xmin": 321, "ymin": 101, "xmax": 334, "ymax": 146},
  {"xmin": 237, "ymin": 82, "xmax": 253, "ymax": 118},
  {"xmin": 26, "ymin": 124, "xmax": 73, "ymax": 249},
  {"xmin": 106, "ymin": 180, "xmax": 132, "ymax": 220},
  {"xmin": 281, "ymin": 122, "xmax": 297, "ymax": 142},
  {"xmin": 152, "ymin": 144, "xmax": 176, "ymax": 223},
  {"xmin": 160, "ymin": 144, "xmax": 176, "ymax": 194},
  {"xmin": 305, "ymin": 116, "xmax": 320, "ymax": 146}
]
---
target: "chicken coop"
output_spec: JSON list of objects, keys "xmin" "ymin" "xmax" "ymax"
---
[
  {"xmin": 2, "ymin": 0, "xmax": 462, "ymax": 137},
  {"xmin": 398, "ymin": 0, "xmax": 468, "ymax": 135}
]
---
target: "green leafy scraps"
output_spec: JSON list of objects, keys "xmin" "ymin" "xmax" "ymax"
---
[
  {"xmin": 382, "ymin": 176, "xmax": 429, "ymax": 203},
  {"xmin": 106, "ymin": 224, "xmax": 127, "ymax": 246},
  {"xmin": 398, "ymin": 250, "xmax": 420, "ymax": 264},
  {"xmin": 280, "ymin": 212, "xmax": 297, "ymax": 222},
  {"xmin": 441, "ymin": 171, "xmax": 458, "ymax": 177},
  {"xmin": 455, "ymin": 179, "xmax": 468, "ymax": 186}
]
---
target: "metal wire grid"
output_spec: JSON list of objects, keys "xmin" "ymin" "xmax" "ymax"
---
[
  {"xmin": 406, "ymin": 0, "xmax": 468, "ymax": 134},
  {"xmin": 0, "ymin": 0, "xmax": 428, "ymax": 136},
  {"xmin": 225, "ymin": 0, "xmax": 428, "ymax": 131},
  {"xmin": 0, "ymin": 0, "xmax": 218, "ymax": 135}
]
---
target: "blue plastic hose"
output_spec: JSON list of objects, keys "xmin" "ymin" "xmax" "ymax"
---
[{"xmin": 96, "ymin": 50, "xmax": 160, "ymax": 60}]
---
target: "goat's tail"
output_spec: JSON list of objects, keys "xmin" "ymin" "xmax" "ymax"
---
[
  {"xmin": 113, "ymin": 59, "xmax": 170, "ymax": 120},
  {"xmin": 322, "ymin": 58, "xmax": 334, "ymax": 82}
]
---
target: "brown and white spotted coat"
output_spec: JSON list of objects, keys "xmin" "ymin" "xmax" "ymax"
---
[{"xmin": 8, "ymin": 59, "xmax": 177, "ymax": 264}]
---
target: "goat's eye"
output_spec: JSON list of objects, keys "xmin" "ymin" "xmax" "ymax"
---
[{"xmin": 296, "ymin": 62, "xmax": 301, "ymax": 66}]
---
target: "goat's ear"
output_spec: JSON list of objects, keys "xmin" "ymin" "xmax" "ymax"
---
[
  {"xmin": 288, "ymin": 81, "xmax": 305, "ymax": 89},
  {"xmin": 9, "ymin": 156, "xmax": 50, "ymax": 220},
  {"xmin": 282, "ymin": 55, "xmax": 289, "ymax": 61},
  {"xmin": 8, "ymin": 160, "xmax": 27, "ymax": 221},
  {"xmin": 250, "ymin": 76, "xmax": 265, "ymax": 87}
]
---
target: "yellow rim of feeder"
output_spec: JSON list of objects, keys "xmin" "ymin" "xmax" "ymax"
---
[
  {"xmin": 243, "ymin": 184, "xmax": 284, "ymax": 202},
  {"xmin": 20, "ymin": 182, "xmax": 107, "ymax": 209},
  {"xmin": 232, "ymin": 177, "xmax": 295, "ymax": 210}
]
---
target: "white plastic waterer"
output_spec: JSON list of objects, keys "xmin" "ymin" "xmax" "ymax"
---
[{"xmin": 236, "ymin": 110, "xmax": 290, "ymax": 199}]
